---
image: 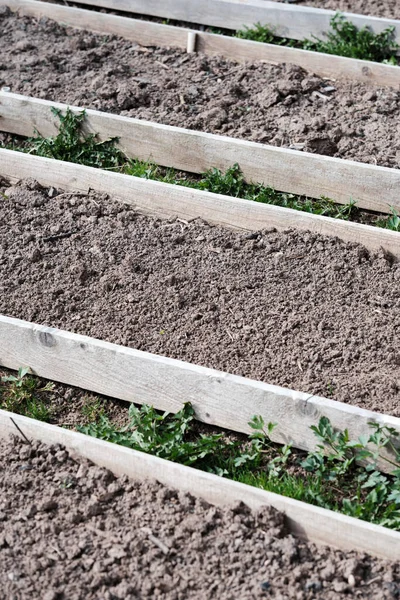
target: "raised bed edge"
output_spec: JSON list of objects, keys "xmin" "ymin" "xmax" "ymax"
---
[
  {"xmin": 1, "ymin": 91, "xmax": 400, "ymax": 215},
  {"xmin": 1, "ymin": 407, "xmax": 400, "ymax": 559},
  {"xmin": 2, "ymin": 147, "xmax": 400, "ymax": 258},
  {"xmin": 33, "ymin": 0, "xmax": 400, "ymax": 43},
  {"xmin": 3, "ymin": 0, "xmax": 400, "ymax": 87},
  {"xmin": 1, "ymin": 314, "xmax": 400, "ymax": 473}
]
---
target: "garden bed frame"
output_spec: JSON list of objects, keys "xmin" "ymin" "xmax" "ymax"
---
[
  {"xmin": 36, "ymin": 0, "xmax": 400, "ymax": 44},
  {"xmin": 3, "ymin": 0, "xmax": 400, "ymax": 86},
  {"xmin": 2, "ymin": 92, "xmax": 400, "ymax": 216},
  {"xmin": 2, "ymin": 147, "xmax": 400, "ymax": 259},
  {"xmin": 1, "ymin": 406, "xmax": 400, "ymax": 560},
  {"xmin": 3, "ymin": 4, "xmax": 400, "ymax": 562}
]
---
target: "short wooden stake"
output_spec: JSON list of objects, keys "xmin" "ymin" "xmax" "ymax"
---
[{"xmin": 187, "ymin": 31, "xmax": 196, "ymax": 53}]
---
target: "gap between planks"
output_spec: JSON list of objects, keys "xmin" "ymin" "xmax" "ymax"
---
[
  {"xmin": 3, "ymin": 0, "xmax": 400, "ymax": 87},
  {"xmin": 1, "ymin": 148, "xmax": 400, "ymax": 259},
  {"xmin": 2, "ymin": 408, "xmax": 400, "ymax": 559},
  {"xmin": 1, "ymin": 147, "xmax": 400, "ymax": 260},
  {"xmin": 1, "ymin": 91, "xmax": 400, "ymax": 215},
  {"xmin": 0, "ymin": 314, "xmax": 400, "ymax": 474},
  {"xmin": 1, "ymin": 408, "xmax": 400, "ymax": 560},
  {"xmin": 34, "ymin": 0, "xmax": 400, "ymax": 44}
]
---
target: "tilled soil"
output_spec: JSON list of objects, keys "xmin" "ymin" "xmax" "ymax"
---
[
  {"xmin": 2, "ymin": 437, "xmax": 399, "ymax": 600},
  {"xmin": 1, "ymin": 178, "xmax": 400, "ymax": 415},
  {"xmin": 273, "ymin": 0, "xmax": 400, "ymax": 21},
  {"xmin": 2, "ymin": 10, "xmax": 400, "ymax": 169}
]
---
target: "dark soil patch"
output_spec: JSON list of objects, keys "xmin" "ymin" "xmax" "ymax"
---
[
  {"xmin": 2, "ymin": 436, "xmax": 399, "ymax": 599},
  {"xmin": 2, "ymin": 10, "xmax": 400, "ymax": 169},
  {"xmin": 1, "ymin": 178, "xmax": 399, "ymax": 415},
  {"xmin": 273, "ymin": 0, "xmax": 400, "ymax": 21}
]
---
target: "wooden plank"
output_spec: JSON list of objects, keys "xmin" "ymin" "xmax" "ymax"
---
[
  {"xmin": 1, "ymin": 409, "xmax": 399, "ymax": 559},
  {"xmin": 4, "ymin": 0, "xmax": 189, "ymax": 49},
  {"xmin": 2, "ymin": 92, "xmax": 400, "ymax": 215},
  {"xmin": 1, "ymin": 148, "xmax": 400, "ymax": 258},
  {"xmin": 42, "ymin": 0, "xmax": 400, "ymax": 43},
  {"xmin": 4, "ymin": 1, "xmax": 400, "ymax": 87},
  {"xmin": 198, "ymin": 33, "xmax": 400, "ymax": 88},
  {"xmin": 1, "ymin": 314, "xmax": 400, "ymax": 473}
]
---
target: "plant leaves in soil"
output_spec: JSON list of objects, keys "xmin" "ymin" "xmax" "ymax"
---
[
  {"xmin": 5, "ymin": 105, "xmax": 378, "ymax": 225},
  {"xmin": 3, "ymin": 368, "xmax": 400, "ymax": 531},
  {"xmin": 237, "ymin": 13, "xmax": 399, "ymax": 65}
]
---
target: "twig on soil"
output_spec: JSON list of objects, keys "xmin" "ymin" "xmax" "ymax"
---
[
  {"xmin": 42, "ymin": 230, "xmax": 77, "ymax": 243},
  {"xmin": 155, "ymin": 61, "xmax": 171, "ymax": 70},
  {"xmin": 9, "ymin": 417, "xmax": 32, "ymax": 445},
  {"xmin": 141, "ymin": 527, "xmax": 170, "ymax": 555}
]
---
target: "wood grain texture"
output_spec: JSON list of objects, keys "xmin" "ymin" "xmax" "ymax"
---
[
  {"xmin": 1, "ymin": 148, "xmax": 400, "ymax": 259},
  {"xmin": 1, "ymin": 407, "xmax": 400, "ymax": 559},
  {"xmin": 1, "ymin": 315, "xmax": 400, "ymax": 473},
  {"xmin": 198, "ymin": 32, "xmax": 400, "ymax": 87},
  {"xmin": 42, "ymin": 0, "xmax": 400, "ymax": 43},
  {"xmin": 1, "ymin": 92, "xmax": 400, "ymax": 214},
  {"xmin": 4, "ymin": 1, "xmax": 400, "ymax": 87},
  {"xmin": 4, "ymin": 0, "xmax": 189, "ymax": 48}
]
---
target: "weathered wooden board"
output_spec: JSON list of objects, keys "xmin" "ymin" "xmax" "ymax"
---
[
  {"xmin": 197, "ymin": 33, "xmax": 400, "ymax": 87},
  {"xmin": 4, "ymin": 1, "xmax": 400, "ymax": 87},
  {"xmin": 1, "ymin": 408, "xmax": 400, "ymax": 559},
  {"xmin": 1, "ymin": 92, "xmax": 400, "ymax": 214},
  {"xmin": 1, "ymin": 148, "xmax": 400, "ymax": 258},
  {"xmin": 1, "ymin": 315, "xmax": 400, "ymax": 473},
  {"xmin": 41, "ymin": 0, "xmax": 400, "ymax": 43}
]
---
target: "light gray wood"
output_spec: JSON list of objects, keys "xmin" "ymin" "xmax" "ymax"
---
[
  {"xmin": 5, "ymin": 0, "xmax": 189, "ymax": 48},
  {"xmin": 1, "ymin": 314, "xmax": 400, "ymax": 473},
  {"xmin": 198, "ymin": 33, "xmax": 400, "ymax": 87},
  {"xmin": 40, "ymin": 0, "xmax": 400, "ymax": 43},
  {"xmin": 1, "ymin": 408, "xmax": 400, "ymax": 558},
  {"xmin": 5, "ymin": 1, "xmax": 400, "ymax": 87},
  {"xmin": 1, "ymin": 92, "xmax": 400, "ymax": 214},
  {"xmin": 1, "ymin": 148, "xmax": 400, "ymax": 259}
]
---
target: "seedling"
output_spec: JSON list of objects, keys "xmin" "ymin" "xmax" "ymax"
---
[{"xmin": 377, "ymin": 207, "xmax": 400, "ymax": 232}]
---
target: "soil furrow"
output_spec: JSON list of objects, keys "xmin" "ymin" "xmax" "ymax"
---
[
  {"xmin": 1, "ymin": 179, "xmax": 399, "ymax": 415},
  {"xmin": 1, "ymin": 10, "xmax": 400, "ymax": 169}
]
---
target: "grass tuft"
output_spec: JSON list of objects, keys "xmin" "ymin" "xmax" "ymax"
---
[
  {"xmin": 303, "ymin": 14, "xmax": 399, "ymax": 64},
  {"xmin": 0, "ymin": 367, "xmax": 53, "ymax": 421}
]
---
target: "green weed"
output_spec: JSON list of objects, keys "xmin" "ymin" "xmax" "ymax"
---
[
  {"xmin": 26, "ymin": 107, "xmax": 127, "ymax": 169},
  {"xmin": 0, "ymin": 367, "xmax": 53, "ymax": 422},
  {"xmin": 236, "ymin": 22, "xmax": 277, "ymax": 45},
  {"xmin": 79, "ymin": 403, "xmax": 230, "ymax": 470},
  {"xmin": 377, "ymin": 207, "xmax": 400, "ymax": 231},
  {"xmin": 80, "ymin": 395, "xmax": 106, "ymax": 422},
  {"xmin": 236, "ymin": 14, "xmax": 399, "ymax": 64},
  {"xmin": 79, "ymin": 401, "xmax": 400, "ymax": 530},
  {"xmin": 196, "ymin": 163, "xmax": 358, "ymax": 220},
  {"xmin": 303, "ymin": 14, "xmax": 399, "ymax": 63}
]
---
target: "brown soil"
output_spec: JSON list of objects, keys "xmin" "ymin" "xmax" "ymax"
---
[
  {"xmin": 1, "ymin": 178, "xmax": 399, "ymax": 416},
  {"xmin": 2, "ymin": 10, "xmax": 400, "ymax": 170},
  {"xmin": 1, "ymin": 438, "xmax": 398, "ymax": 600},
  {"xmin": 273, "ymin": 0, "xmax": 400, "ymax": 21}
]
